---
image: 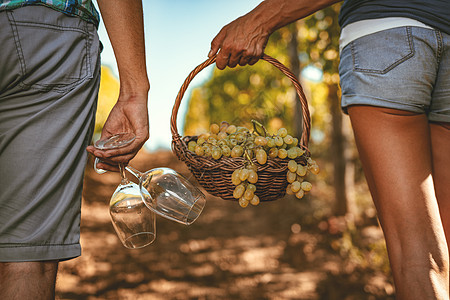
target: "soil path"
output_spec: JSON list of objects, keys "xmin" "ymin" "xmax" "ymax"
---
[{"xmin": 56, "ymin": 150, "xmax": 394, "ymax": 300}]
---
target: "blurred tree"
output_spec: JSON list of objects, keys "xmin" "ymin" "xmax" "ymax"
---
[{"xmin": 94, "ymin": 65, "xmax": 120, "ymax": 137}]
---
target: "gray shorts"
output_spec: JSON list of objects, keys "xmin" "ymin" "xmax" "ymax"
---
[
  {"xmin": 0, "ymin": 6, "xmax": 101, "ymax": 261},
  {"xmin": 339, "ymin": 26, "xmax": 450, "ymax": 123}
]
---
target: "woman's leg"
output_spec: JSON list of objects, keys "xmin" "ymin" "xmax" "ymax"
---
[
  {"xmin": 348, "ymin": 105, "xmax": 449, "ymax": 299},
  {"xmin": 431, "ymin": 122, "xmax": 450, "ymax": 249}
]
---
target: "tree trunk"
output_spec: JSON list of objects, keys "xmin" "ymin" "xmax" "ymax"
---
[
  {"xmin": 287, "ymin": 23, "xmax": 303, "ymax": 137},
  {"xmin": 328, "ymin": 84, "xmax": 347, "ymax": 216}
]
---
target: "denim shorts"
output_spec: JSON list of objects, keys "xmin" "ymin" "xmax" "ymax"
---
[
  {"xmin": 0, "ymin": 6, "xmax": 101, "ymax": 261},
  {"xmin": 339, "ymin": 26, "xmax": 450, "ymax": 123}
]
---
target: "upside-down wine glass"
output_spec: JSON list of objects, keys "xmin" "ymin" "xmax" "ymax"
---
[{"xmin": 94, "ymin": 133, "xmax": 156, "ymax": 249}]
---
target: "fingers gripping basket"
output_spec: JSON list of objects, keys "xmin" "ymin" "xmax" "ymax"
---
[{"xmin": 171, "ymin": 54, "xmax": 311, "ymax": 202}]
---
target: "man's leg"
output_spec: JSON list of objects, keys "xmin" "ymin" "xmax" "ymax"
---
[
  {"xmin": 348, "ymin": 105, "xmax": 449, "ymax": 299},
  {"xmin": 0, "ymin": 261, "xmax": 58, "ymax": 300}
]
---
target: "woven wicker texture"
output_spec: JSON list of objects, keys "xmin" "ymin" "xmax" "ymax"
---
[{"xmin": 171, "ymin": 54, "xmax": 311, "ymax": 202}]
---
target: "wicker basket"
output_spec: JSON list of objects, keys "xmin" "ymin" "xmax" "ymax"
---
[{"xmin": 171, "ymin": 54, "xmax": 311, "ymax": 202}]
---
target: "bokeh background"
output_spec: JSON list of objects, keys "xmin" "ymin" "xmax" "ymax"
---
[{"xmin": 55, "ymin": 1, "xmax": 396, "ymax": 299}]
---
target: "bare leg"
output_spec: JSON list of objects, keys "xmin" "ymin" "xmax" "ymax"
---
[
  {"xmin": 431, "ymin": 122, "xmax": 450, "ymax": 250},
  {"xmin": 348, "ymin": 105, "xmax": 449, "ymax": 299},
  {"xmin": 0, "ymin": 261, "xmax": 58, "ymax": 300}
]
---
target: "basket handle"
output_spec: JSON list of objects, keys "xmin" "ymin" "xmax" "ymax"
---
[{"xmin": 170, "ymin": 54, "xmax": 311, "ymax": 147}]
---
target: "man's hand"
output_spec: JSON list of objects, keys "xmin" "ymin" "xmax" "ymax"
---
[{"xmin": 86, "ymin": 91, "xmax": 149, "ymax": 172}]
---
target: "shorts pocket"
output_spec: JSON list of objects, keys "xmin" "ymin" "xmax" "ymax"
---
[
  {"xmin": 350, "ymin": 26, "xmax": 414, "ymax": 74},
  {"xmin": 7, "ymin": 9, "xmax": 92, "ymax": 93}
]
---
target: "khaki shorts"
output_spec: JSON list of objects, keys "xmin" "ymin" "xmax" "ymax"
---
[{"xmin": 0, "ymin": 6, "xmax": 101, "ymax": 261}]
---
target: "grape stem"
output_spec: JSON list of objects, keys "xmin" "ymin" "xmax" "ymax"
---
[{"xmin": 251, "ymin": 119, "xmax": 268, "ymax": 137}]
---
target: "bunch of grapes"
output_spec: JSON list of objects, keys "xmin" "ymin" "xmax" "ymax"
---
[
  {"xmin": 187, "ymin": 120, "xmax": 319, "ymax": 207},
  {"xmin": 231, "ymin": 164, "xmax": 260, "ymax": 208}
]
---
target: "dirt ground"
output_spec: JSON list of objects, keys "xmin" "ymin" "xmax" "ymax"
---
[{"xmin": 55, "ymin": 150, "xmax": 395, "ymax": 300}]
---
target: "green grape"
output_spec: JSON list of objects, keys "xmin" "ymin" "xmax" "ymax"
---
[
  {"xmin": 309, "ymin": 164, "xmax": 320, "ymax": 175},
  {"xmin": 198, "ymin": 132, "xmax": 210, "ymax": 140},
  {"xmin": 291, "ymin": 181, "xmax": 301, "ymax": 193},
  {"xmin": 231, "ymin": 145, "xmax": 244, "ymax": 157},
  {"xmin": 266, "ymin": 137, "xmax": 276, "ymax": 148},
  {"xmin": 295, "ymin": 189, "xmax": 305, "ymax": 199},
  {"xmin": 268, "ymin": 148, "xmax": 278, "ymax": 158},
  {"xmin": 188, "ymin": 141, "xmax": 197, "ymax": 152},
  {"xmin": 233, "ymin": 184, "xmax": 245, "ymax": 199},
  {"xmin": 237, "ymin": 126, "xmax": 249, "ymax": 133},
  {"xmin": 250, "ymin": 194, "xmax": 260, "ymax": 206},
  {"xmin": 220, "ymin": 121, "xmax": 230, "ymax": 132},
  {"xmin": 239, "ymin": 197, "xmax": 249, "ymax": 208},
  {"xmin": 243, "ymin": 189, "xmax": 254, "ymax": 201},
  {"xmin": 278, "ymin": 148, "xmax": 288, "ymax": 159},
  {"xmin": 217, "ymin": 139, "xmax": 227, "ymax": 148},
  {"xmin": 308, "ymin": 162, "xmax": 320, "ymax": 175},
  {"xmin": 287, "ymin": 171, "xmax": 296, "ymax": 183},
  {"xmin": 231, "ymin": 169, "xmax": 241, "ymax": 185},
  {"xmin": 210, "ymin": 123, "xmax": 220, "ymax": 134},
  {"xmin": 296, "ymin": 164, "xmax": 307, "ymax": 176},
  {"xmin": 236, "ymin": 132, "xmax": 245, "ymax": 143},
  {"xmin": 296, "ymin": 147, "xmax": 305, "ymax": 157},
  {"xmin": 207, "ymin": 136, "xmax": 217, "ymax": 145},
  {"xmin": 229, "ymin": 138, "xmax": 238, "ymax": 147},
  {"xmin": 226, "ymin": 124, "xmax": 237, "ymax": 134},
  {"xmin": 296, "ymin": 175, "xmax": 304, "ymax": 183},
  {"xmin": 239, "ymin": 168, "xmax": 250, "ymax": 181},
  {"xmin": 274, "ymin": 136, "xmax": 284, "ymax": 147},
  {"xmin": 246, "ymin": 184, "xmax": 256, "ymax": 193},
  {"xmin": 288, "ymin": 160, "xmax": 298, "ymax": 172},
  {"xmin": 197, "ymin": 137, "xmax": 206, "ymax": 145},
  {"xmin": 286, "ymin": 184, "xmax": 294, "ymax": 195},
  {"xmin": 221, "ymin": 145, "xmax": 231, "ymax": 157},
  {"xmin": 217, "ymin": 131, "xmax": 228, "ymax": 140},
  {"xmin": 254, "ymin": 136, "xmax": 268, "ymax": 146},
  {"xmin": 247, "ymin": 164, "xmax": 258, "ymax": 172},
  {"xmin": 245, "ymin": 142, "xmax": 256, "ymax": 150},
  {"xmin": 287, "ymin": 148, "xmax": 298, "ymax": 159},
  {"xmin": 256, "ymin": 149, "xmax": 267, "ymax": 164},
  {"xmin": 212, "ymin": 147, "xmax": 222, "ymax": 159},
  {"xmin": 301, "ymin": 181, "xmax": 312, "ymax": 192},
  {"xmin": 194, "ymin": 145, "xmax": 204, "ymax": 156},
  {"xmin": 277, "ymin": 128, "xmax": 288, "ymax": 138},
  {"xmin": 248, "ymin": 170, "xmax": 258, "ymax": 184},
  {"xmin": 292, "ymin": 138, "xmax": 299, "ymax": 146},
  {"xmin": 203, "ymin": 145, "xmax": 212, "ymax": 157},
  {"xmin": 283, "ymin": 135, "xmax": 294, "ymax": 145}
]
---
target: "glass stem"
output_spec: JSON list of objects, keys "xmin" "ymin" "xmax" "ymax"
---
[
  {"xmin": 119, "ymin": 163, "xmax": 130, "ymax": 185},
  {"xmin": 125, "ymin": 165, "xmax": 143, "ymax": 180}
]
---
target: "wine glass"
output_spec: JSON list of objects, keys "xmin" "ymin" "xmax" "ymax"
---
[
  {"xmin": 93, "ymin": 133, "xmax": 156, "ymax": 249},
  {"xmin": 125, "ymin": 166, "xmax": 206, "ymax": 225},
  {"xmin": 109, "ymin": 164, "xmax": 156, "ymax": 249},
  {"xmin": 93, "ymin": 134, "xmax": 206, "ymax": 225},
  {"xmin": 93, "ymin": 132, "xmax": 136, "ymax": 174}
]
